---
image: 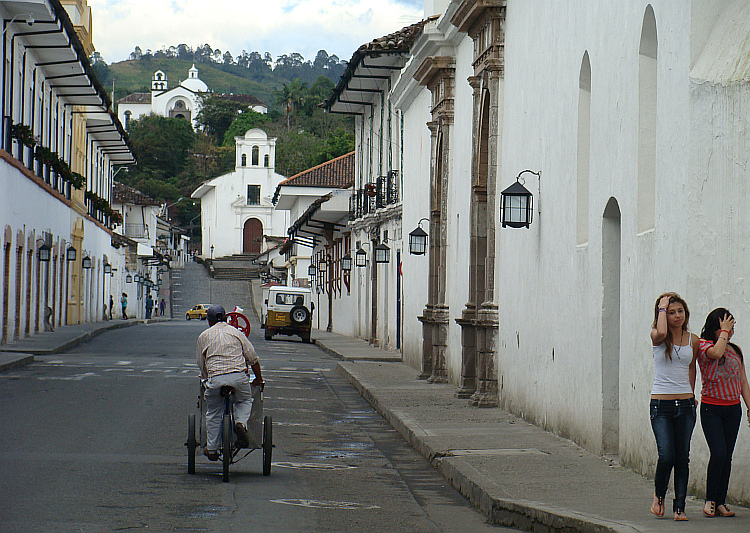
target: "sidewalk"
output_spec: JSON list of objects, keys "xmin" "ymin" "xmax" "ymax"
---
[{"xmin": 314, "ymin": 328, "xmax": 749, "ymax": 533}]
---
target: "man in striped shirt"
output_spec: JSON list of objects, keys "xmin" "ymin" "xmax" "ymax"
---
[{"xmin": 196, "ymin": 305, "xmax": 263, "ymax": 460}]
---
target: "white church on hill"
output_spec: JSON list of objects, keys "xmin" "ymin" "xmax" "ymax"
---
[
  {"xmin": 116, "ymin": 65, "xmax": 267, "ymax": 131},
  {"xmin": 191, "ymin": 129, "xmax": 289, "ymax": 259}
]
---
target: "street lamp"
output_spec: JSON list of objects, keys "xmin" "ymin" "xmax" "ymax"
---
[
  {"xmin": 82, "ymin": 256, "xmax": 92, "ymax": 269},
  {"xmin": 37, "ymin": 242, "xmax": 51, "ymax": 262},
  {"xmin": 126, "ymin": 273, "xmax": 133, "ymax": 283},
  {"xmin": 408, "ymin": 218, "xmax": 429, "ymax": 255},
  {"xmin": 66, "ymin": 246, "xmax": 77, "ymax": 261},
  {"xmin": 374, "ymin": 243, "xmax": 390, "ymax": 264},
  {"xmin": 104, "ymin": 263, "xmax": 112, "ymax": 274},
  {"xmin": 355, "ymin": 246, "xmax": 367, "ymax": 268},
  {"xmin": 500, "ymin": 170, "xmax": 538, "ymax": 229},
  {"xmin": 317, "ymin": 256, "xmax": 327, "ymax": 274},
  {"xmin": 341, "ymin": 253, "xmax": 353, "ymax": 272},
  {"xmin": 210, "ymin": 245, "xmax": 214, "ymax": 260},
  {"xmin": 308, "ymin": 263, "xmax": 317, "ymax": 278}
]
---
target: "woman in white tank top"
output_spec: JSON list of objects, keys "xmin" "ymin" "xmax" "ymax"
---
[{"xmin": 649, "ymin": 292, "xmax": 698, "ymax": 521}]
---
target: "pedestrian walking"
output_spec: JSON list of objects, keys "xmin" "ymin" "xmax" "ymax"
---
[
  {"xmin": 649, "ymin": 292, "xmax": 698, "ymax": 521},
  {"xmin": 109, "ymin": 295, "xmax": 114, "ymax": 320},
  {"xmin": 145, "ymin": 294, "xmax": 154, "ymax": 319},
  {"xmin": 697, "ymin": 308, "xmax": 750, "ymax": 518},
  {"xmin": 121, "ymin": 293, "xmax": 128, "ymax": 319},
  {"xmin": 159, "ymin": 298, "xmax": 166, "ymax": 317}
]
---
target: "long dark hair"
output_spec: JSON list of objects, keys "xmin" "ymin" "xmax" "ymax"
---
[
  {"xmin": 701, "ymin": 307, "xmax": 743, "ymax": 362},
  {"xmin": 652, "ymin": 292, "xmax": 690, "ymax": 360}
]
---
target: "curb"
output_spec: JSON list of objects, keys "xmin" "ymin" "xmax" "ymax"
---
[
  {"xmin": 314, "ymin": 339, "xmax": 402, "ymax": 363},
  {"xmin": 337, "ymin": 363, "xmax": 640, "ymax": 533},
  {"xmin": 0, "ymin": 319, "xmax": 145, "ymax": 356},
  {"xmin": 0, "ymin": 353, "xmax": 34, "ymax": 371}
]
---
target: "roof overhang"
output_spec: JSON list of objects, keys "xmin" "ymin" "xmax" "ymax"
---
[
  {"xmin": 191, "ymin": 182, "xmax": 215, "ymax": 199},
  {"xmin": 287, "ymin": 190, "xmax": 351, "ymax": 242}
]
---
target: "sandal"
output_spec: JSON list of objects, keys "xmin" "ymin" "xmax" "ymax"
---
[
  {"xmin": 717, "ymin": 504, "xmax": 735, "ymax": 517},
  {"xmin": 674, "ymin": 510, "xmax": 688, "ymax": 521},
  {"xmin": 703, "ymin": 501, "xmax": 717, "ymax": 518},
  {"xmin": 203, "ymin": 447, "xmax": 219, "ymax": 461},
  {"xmin": 651, "ymin": 495, "xmax": 665, "ymax": 517}
]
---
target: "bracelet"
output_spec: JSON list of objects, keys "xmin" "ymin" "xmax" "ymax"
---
[
  {"xmin": 658, "ymin": 308, "xmax": 667, "ymax": 312},
  {"xmin": 720, "ymin": 329, "xmax": 729, "ymax": 333},
  {"xmin": 719, "ymin": 336, "xmax": 729, "ymax": 341}
]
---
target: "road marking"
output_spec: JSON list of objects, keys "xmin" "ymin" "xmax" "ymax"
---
[
  {"xmin": 273, "ymin": 462, "xmax": 357, "ymax": 470},
  {"xmin": 38, "ymin": 372, "xmax": 97, "ymax": 381},
  {"xmin": 270, "ymin": 499, "xmax": 379, "ymax": 510},
  {"xmin": 274, "ymin": 422, "xmax": 315, "ymax": 427}
]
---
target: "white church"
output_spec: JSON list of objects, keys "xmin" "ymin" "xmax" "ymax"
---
[
  {"xmin": 191, "ymin": 129, "xmax": 289, "ymax": 258},
  {"xmin": 116, "ymin": 65, "xmax": 268, "ymax": 131}
]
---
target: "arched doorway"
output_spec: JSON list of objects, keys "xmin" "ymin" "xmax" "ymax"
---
[
  {"xmin": 243, "ymin": 219, "xmax": 262, "ymax": 254},
  {"xmin": 601, "ymin": 197, "xmax": 621, "ymax": 454}
]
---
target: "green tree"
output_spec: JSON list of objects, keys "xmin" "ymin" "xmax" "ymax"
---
[
  {"xmin": 314, "ymin": 127, "xmax": 354, "ymax": 165},
  {"xmin": 127, "ymin": 114, "xmax": 196, "ymax": 178},
  {"xmin": 273, "ymin": 78, "xmax": 308, "ymax": 131},
  {"xmin": 222, "ymin": 110, "xmax": 272, "ymax": 146},
  {"xmin": 195, "ymin": 95, "xmax": 245, "ymax": 144}
]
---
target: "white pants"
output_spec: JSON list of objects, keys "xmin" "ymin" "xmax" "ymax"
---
[{"xmin": 205, "ymin": 372, "xmax": 253, "ymax": 450}]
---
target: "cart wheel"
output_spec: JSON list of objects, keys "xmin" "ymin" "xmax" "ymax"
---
[
  {"xmin": 226, "ymin": 312, "xmax": 251, "ymax": 337},
  {"xmin": 263, "ymin": 415, "xmax": 273, "ymax": 476},
  {"xmin": 222, "ymin": 415, "xmax": 232, "ymax": 482},
  {"xmin": 187, "ymin": 414, "xmax": 197, "ymax": 474}
]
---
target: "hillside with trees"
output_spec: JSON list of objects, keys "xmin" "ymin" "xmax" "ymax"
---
[{"xmin": 105, "ymin": 47, "xmax": 355, "ymax": 244}]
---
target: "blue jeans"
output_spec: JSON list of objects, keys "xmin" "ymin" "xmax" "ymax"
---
[
  {"xmin": 700, "ymin": 402, "xmax": 742, "ymax": 505},
  {"xmin": 650, "ymin": 398, "xmax": 696, "ymax": 512}
]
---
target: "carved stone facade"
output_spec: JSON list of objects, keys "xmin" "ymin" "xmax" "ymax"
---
[
  {"xmin": 452, "ymin": 0, "xmax": 506, "ymax": 407},
  {"xmin": 415, "ymin": 56, "xmax": 455, "ymax": 383}
]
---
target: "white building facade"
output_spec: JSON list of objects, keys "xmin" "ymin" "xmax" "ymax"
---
[
  {"xmin": 323, "ymin": 0, "xmax": 750, "ymax": 504},
  {"xmin": 0, "ymin": 0, "xmax": 134, "ymax": 339},
  {"xmin": 191, "ymin": 129, "xmax": 289, "ymax": 259}
]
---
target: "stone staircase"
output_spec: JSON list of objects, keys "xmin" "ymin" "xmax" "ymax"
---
[{"xmin": 211, "ymin": 254, "xmax": 260, "ymax": 281}]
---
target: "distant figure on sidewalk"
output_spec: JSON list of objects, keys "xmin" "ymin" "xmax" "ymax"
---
[
  {"xmin": 649, "ymin": 293, "xmax": 697, "ymax": 521},
  {"xmin": 121, "ymin": 293, "xmax": 128, "ymax": 319},
  {"xmin": 109, "ymin": 295, "xmax": 114, "ymax": 320},
  {"xmin": 159, "ymin": 298, "xmax": 166, "ymax": 317},
  {"xmin": 145, "ymin": 294, "xmax": 154, "ymax": 319},
  {"xmin": 697, "ymin": 308, "xmax": 750, "ymax": 518}
]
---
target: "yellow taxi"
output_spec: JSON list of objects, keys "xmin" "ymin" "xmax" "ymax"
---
[{"xmin": 185, "ymin": 304, "xmax": 211, "ymax": 320}]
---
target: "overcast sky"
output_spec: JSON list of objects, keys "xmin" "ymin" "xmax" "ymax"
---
[{"xmin": 88, "ymin": 0, "xmax": 425, "ymax": 64}]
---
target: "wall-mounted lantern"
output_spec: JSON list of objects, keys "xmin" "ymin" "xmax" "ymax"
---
[
  {"xmin": 500, "ymin": 170, "xmax": 539, "ymax": 229},
  {"xmin": 135, "ymin": 274, "xmax": 142, "ymax": 283},
  {"xmin": 308, "ymin": 263, "xmax": 317, "ymax": 278},
  {"xmin": 38, "ymin": 242, "xmax": 51, "ymax": 262},
  {"xmin": 341, "ymin": 253, "xmax": 353, "ymax": 272},
  {"xmin": 66, "ymin": 246, "xmax": 77, "ymax": 262},
  {"xmin": 317, "ymin": 256, "xmax": 327, "ymax": 274},
  {"xmin": 126, "ymin": 273, "xmax": 133, "ymax": 283},
  {"xmin": 374, "ymin": 243, "xmax": 390, "ymax": 264},
  {"xmin": 82, "ymin": 256, "xmax": 92, "ymax": 269},
  {"xmin": 355, "ymin": 247, "xmax": 367, "ymax": 267},
  {"xmin": 408, "ymin": 218, "xmax": 429, "ymax": 255},
  {"xmin": 104, "ymin": 263, "xmax": 112, "ymax": 275}
]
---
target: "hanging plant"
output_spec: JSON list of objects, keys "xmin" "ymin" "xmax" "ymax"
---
[{"xmin": 10, "ymin": 122, "xmax": 37, "ymax": 148}]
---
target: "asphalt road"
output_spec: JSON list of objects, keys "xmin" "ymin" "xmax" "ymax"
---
[{"xmin": 0, "ymin": 264, "xmax": 511, "ymax": 532}]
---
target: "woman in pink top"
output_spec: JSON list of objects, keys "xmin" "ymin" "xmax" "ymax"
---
[{"xmin": 698, "ymin": 308, "xmax": 750, "ymax": 518}]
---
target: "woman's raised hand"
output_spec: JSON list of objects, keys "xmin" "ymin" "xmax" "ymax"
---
[
  {"xmin": 659, "ymin": 296, "xmax": 670, "ymax": 310},
  {"xmin": 719, "ymin": 313, "xmax": 735, "ymax": 332}
]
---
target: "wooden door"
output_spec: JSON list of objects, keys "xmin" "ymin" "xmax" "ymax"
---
[{"xmin": 243, "ymin": 218, "xmax": 262, "ymax": 254}]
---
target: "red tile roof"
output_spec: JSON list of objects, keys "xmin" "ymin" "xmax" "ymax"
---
[
  {"xmin": 117, "ymin": 92, "xmax": 151, "ymax": 104},
  {"xmin": 280, "ymin": 151, "xmax": 355, "ymax": 189},
  {"xmin": 112, "ymin": 181, "xmax": 160, "ymax": 206}
]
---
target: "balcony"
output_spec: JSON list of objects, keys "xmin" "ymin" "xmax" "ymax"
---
[
  {"xmin": 349, "ymin": 171, "xmax": 400, "ymax": 221},
  {"xmin": 124, "ymin": 223, "xmax": 149, "ymax": 239}
]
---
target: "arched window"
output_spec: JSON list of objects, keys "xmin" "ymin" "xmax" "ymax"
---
[
  {"xmin": 124, "ymin": 110, "xmax": 132, "ymax": 130},
  {"xmin": 264, "ymin": 154, "xmax": 269, "ymax": 167},
  {"xmin": 252, "ymin": 146, "xmax": 259, "ymax": 166},
  {"xmin": 638, "ymin": 5, "xmax": 657, "ymax": 233},
  {"xmin": 577, "ymin": 52, "xmax": 591, "ymax": 245},
  {"xmin": 241, "ymin": 154, "xmax": 247, "ymax": 167},
  {"xmin": 175, "ymin": 100, "xmax": 185, "ymax": 109}
]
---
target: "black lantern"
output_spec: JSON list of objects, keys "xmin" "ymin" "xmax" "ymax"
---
[
  {"xmin": 66, "ymin": 246, "xmax": 77, "ymax": 261},
  {"xmin": 104, "ymin": 263, "xmax": 112, "ymax": 274},
  {"xmin": 82, "ymin": 256, "xmax": 92, "ymax": 269},
  {"xmin": 408, "ymin": 218, "xmax": 429, "ymax": 255},
  {"xmin": 341, "ymin": 253, "xmax": 353, "ymax": 272},
  {"xmin": 500, "ymin": 170, "xmax": 537, "ymax": 229},
  {"xmin": 308, "ymin": 263, "xmax": 317, "ymax": 278},
  {"xmin": 135, "ymin": 274, "xmax": 142, "ymax": 283},
  {"xmin": 374, "ymin": 243, "xmax": 390, "ymax": 264},
  {"xmin": 355, "ymin": 247, "xmax": 367, "ymax": 267},
  {"xmin": 126, "ymin": 273, "xmax": 133, "ymax": 283},
  {"xmin": 318, "ymin": 256, "xmax": 327, "ymax": 273},
  {"xmin": 38, "ymin": 243, "xmax": 51, "ymax": 262}
]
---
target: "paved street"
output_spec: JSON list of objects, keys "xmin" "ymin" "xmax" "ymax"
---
[{"xmin": 0, "ymin": 263, "xmax": 508, "ymax": 532}]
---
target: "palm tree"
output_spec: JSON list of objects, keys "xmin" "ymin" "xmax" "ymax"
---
[{"xmin": 273, "ymin": 78, "xmax": 308, "ymax": 131}]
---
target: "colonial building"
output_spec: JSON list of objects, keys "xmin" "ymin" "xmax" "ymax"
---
[
  {"xmin": 0, "ymin": 0, "xmax": 134, "ymax": 339},
  {"xmin": 318, "ymin": 0, "xmax": 750, "ymax": 505},
  {"xmin": 191, "ymin": 129, "xmax": 289, "ymax": 259},
  {"xmin": 116, "ymin": 66, "xmax": 267, "ymax": 131},
  {"xmin": 274, "ymin": 152, "xmax": 354, "ymax": 331}
]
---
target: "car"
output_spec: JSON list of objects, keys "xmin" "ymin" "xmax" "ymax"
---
[
  {"xmin": 264, "ymin": 286, "xmax": 313, "ymax": 343},
  {"xmin": 186, "ymin": 304, "xmax": 211, "ymax": 320}
]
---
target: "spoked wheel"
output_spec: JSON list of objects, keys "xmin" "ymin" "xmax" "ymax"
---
[
  {"xmin": 222, "ymin": 415, "xmax": 232, "ymax": 482},
  {"xmin": 187, "ymin": 414, "xmax": 197, "ymax": 474},
  {"xmin": 262, "ymin": 415, "xmax": 273, "ymax": 476}
]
